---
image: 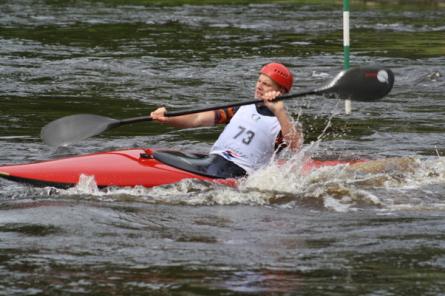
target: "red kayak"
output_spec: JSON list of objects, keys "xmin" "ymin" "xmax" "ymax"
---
[{"xmin": 0, "ymin": 148, "xmax": 363, "ymax": 188}]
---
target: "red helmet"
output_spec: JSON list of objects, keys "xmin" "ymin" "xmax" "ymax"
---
[{"xmin": 260, "ymin": 63, "xmax": 293, "ymax": 92}]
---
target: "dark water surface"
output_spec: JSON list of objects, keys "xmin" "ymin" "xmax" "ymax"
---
[{"xmin": 1, "ymin": 1, "xmax": 445, "ymax": 295}]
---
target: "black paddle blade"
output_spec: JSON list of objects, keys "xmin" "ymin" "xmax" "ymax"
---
[
  {"xmin": 320, "ymin": 67, "xmax": 395, "ymax": 101},
  {"xmin": 41, "ymin": 114, "xmax": 119, "ymax": 146}
]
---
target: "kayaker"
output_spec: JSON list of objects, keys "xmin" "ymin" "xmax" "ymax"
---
[{"xmin": 150, "ymin": 62, "xmax": 303, "ymax": 177}]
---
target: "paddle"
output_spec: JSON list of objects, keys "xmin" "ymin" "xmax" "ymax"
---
[{"xmin": 41, "ymin": 66, "xmax": 394, "ymax": 146}]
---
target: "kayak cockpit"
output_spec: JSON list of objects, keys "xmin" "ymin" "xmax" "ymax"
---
[{"xmin": 149, "ymin": 150, "xmax": 246, "ymax": 179}]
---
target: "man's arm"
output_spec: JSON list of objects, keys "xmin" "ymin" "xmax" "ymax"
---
[
  {"xmin": 263, "ymin": 91, "xmax": 303, "ymax": 151},
  {"xmin": 150, "ymin": 107, "xmax": 215, "ymax": 128},
  {"xmin": 275, "ymin": 111, "xmax": 303, "ymax": 151}
]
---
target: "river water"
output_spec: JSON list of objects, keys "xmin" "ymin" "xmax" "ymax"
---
[{"xmin": 1, "ymin": 1, "xmax": 445, "ymax": 295}]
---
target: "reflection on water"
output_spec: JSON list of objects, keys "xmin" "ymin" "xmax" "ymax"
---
[{"xmin": 0, "ymin": 0, "xmax": 444, "ymax": 294}]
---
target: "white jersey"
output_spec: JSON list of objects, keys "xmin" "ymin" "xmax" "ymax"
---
[{"xmin": 210, "ymin": 104, "xmax": 281, "ymax": 173}]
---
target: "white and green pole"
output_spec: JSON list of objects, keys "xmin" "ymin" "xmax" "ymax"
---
[{"xmin": 343, "ymin": 0, "xmax": 351, "ymax": 114}]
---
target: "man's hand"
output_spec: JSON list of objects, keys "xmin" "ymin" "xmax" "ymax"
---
[
  {"xmin": 150, "ymin": 107, "xmax": 169, "ymax": 123},
  {"xmin": 262, "ymin": 90, "xmax": 285, "ymax": 115}
]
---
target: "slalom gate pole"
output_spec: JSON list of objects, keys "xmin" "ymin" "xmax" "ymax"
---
[{"xmin": 343, "ymin": 0, "xmax": 351, "ymax": 114}]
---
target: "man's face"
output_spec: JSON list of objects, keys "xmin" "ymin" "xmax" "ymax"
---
[{"xmin": 255, "ymin": 74, "xmax": 281, "ymax": 99}]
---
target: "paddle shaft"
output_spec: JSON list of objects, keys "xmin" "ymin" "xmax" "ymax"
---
[
  {"xmin": 118, "ymin": 89, "xmax": 318, "ymax": 125},
  {"xmin": 41, "ymin": 66, "xmax": 394, "ymax": 146}
]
